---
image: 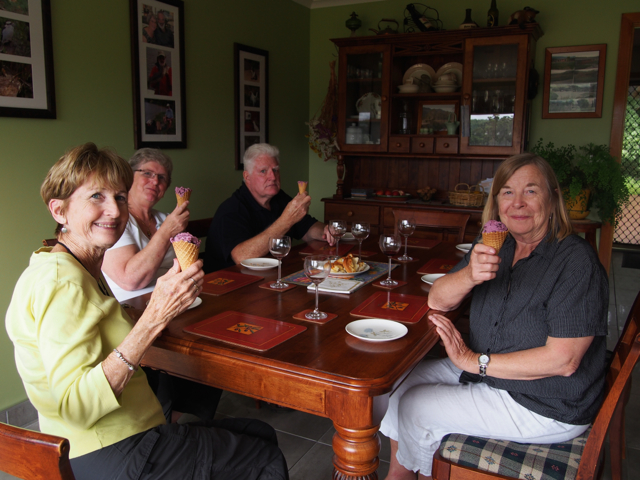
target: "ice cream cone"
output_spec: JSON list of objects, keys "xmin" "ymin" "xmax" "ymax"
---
[
  {"xmin": 172, "ymin": 240, "xmax": 199, "ymax": 270},
  {"xmin": 175, "ymin": 187, "xmax": 192, "ymax": 206},
  {"xmin": 482, "ymin": 231, "xmax": 508, "ymax": 253},
  {"xmin": 298, "ymin": 181, "xmax": 308, "ymax": 194}
]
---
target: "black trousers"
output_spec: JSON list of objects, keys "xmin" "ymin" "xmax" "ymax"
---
[
  {"xmin": 144, "ymin": 367, "xmax": 222, "ymax": 422},
  {"xmin": 69, "ymin": 418, "xmax": 289, "ymax": 480}
]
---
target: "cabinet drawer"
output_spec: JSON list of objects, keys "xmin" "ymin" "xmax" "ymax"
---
[
  {"xmin": 389, "ymin": 136, "xmax": 410, "ymax": 153},
  {"xmin": 411, "ymin": 137, "xmax": 434, "ymax": 154},
  {"xmin": 435, "ymin": 137, "xmax": 459, "ymax": 155},
  {"xmin": 325, "ymin": 203, "xmax": 380, "ymax": 225}
]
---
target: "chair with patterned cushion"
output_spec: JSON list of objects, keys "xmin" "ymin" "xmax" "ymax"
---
[
  {"xmin": 432, "ymin": 289, "xmax": 640, "ymax": 480},
  {"xmin": 0, "ymin": 422, "xmax": 75, "ymax": 479}
]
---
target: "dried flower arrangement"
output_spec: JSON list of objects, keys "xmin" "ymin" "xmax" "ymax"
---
[{"xmin": 306, "ymin": 61, "xmax": 340, "ymax": 162}]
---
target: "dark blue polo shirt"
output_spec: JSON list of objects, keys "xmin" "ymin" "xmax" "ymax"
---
[
  {"xmin": 204, "ymin": 184, "xmax": 317, "ymax": 273},
  {"xmin": 451, "ymin": 233, "xmax": 609, "ymax": 425}
]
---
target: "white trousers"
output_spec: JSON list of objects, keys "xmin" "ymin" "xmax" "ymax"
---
[{"xmin": 379, "ymin": 358, "xmax": 589, "ymax": 475}]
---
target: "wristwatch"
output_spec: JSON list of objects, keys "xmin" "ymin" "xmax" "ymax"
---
[{"xmin": 478, "ymin": 353, "xmax": 490, "ymax": 377}]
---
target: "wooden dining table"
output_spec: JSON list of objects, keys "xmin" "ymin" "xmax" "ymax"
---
[{"xmin": 128, "ymin": 239, "xmax": 470, "ymax": 480}]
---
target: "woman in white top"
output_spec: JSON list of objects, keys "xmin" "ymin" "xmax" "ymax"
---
[
  {"xmin": 102, "ymin": 148, "xmax": 189, "ymax": 301},
  {"xmin": 102, "ymin": 148, "xmax": 221, "ymax": 422}
]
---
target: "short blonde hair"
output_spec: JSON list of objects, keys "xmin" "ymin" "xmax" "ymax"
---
[
  {"xmin": 482, "ymin": 153, "xmax": 572, "ymax": 242},
  {"xmin": 40, "ymin": 143, "xmax": 133, "ymax": 236}
]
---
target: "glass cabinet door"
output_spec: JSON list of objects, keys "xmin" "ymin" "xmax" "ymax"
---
[
  {"xmin": 460, "ymin": 36, "xmax": 529, "ymax": 155},
  {"xmin": 338, "ymin": 45, "xmax": 390, "ymax": 152}
]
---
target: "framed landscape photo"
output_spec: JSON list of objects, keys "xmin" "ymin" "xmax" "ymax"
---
[
  {"xmin": 129, "ymin": 0, "xmax": 186, "ymax": 148},
  {"xmin": 234, "ymin": 43, "xmax": 268, "ymax": 170},
  {"xmin": 0, "ymin": 0, "xmax": 55, "ymax": 118},
  {"xmin": 417, "ymin": 101, "xmax": 458, "ymax": 134},
  {"xmin": 542, "ymin": 44, "xmax": 606, "ymax": 119}
]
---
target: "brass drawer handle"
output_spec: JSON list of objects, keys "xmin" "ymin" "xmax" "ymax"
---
[
  {"xmin": 443, "ymin": 143, "xmax": 450, "ymax": 148},
  {"xmin": 347, "ymin": 211, "xmax": 353, "ymax": 217},
  {"xmin": 419, "ymin": 142, "xmax": 425, "ymax": 148}
]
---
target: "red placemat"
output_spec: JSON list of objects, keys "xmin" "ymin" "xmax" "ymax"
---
[
  {"xmin": 350, "ymin": 291, "xmax": 430, "ymax": 324},
  {"xmin": 406, "ymin": 238, "xmax": 442, "ymax": 249},
  {"xmin": 200, "ymin": 271, "xmax": 263, "ymax": 296},
  {"xmin": 417, "ymin": 258, "xmax": 459, "ymax": 275},
  {"xmin": 184, "ymin": 311, "xmax": 306, "ymax": 351},
  {"xmin": 299, "ymin": 241, "xmax": 353, "ymax": 256},
  {"xmin": 292, "ymin": 309, "xmax": 338, "ymax": 324}
]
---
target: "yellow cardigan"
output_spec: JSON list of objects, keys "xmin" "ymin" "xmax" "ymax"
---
[{"xmin": 5, "ymin": 248, "xmax": 165, "ymax": 458}]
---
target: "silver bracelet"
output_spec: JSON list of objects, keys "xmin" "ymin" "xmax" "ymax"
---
[{"xmin": 113, "ymin": 348, "xmax": 137, "ymax": 371}]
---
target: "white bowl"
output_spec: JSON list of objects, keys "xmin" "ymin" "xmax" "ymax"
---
[
  {"xmin": 398, "ymin": 84, "xmax": 419, "ymax": 93},
  {"xmin": 432, "ymin": 84, "xmax": 459, "ymax": 93}
]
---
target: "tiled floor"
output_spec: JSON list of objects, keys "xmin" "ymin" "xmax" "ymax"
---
[{"xmin": 1, "ymin": 251, "xmax": 639, "ymax": 480}]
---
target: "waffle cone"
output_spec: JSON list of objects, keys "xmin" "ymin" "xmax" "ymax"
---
[
  {"xmin": 176, "ymin": 191, "xmax": 191, "ymax": 206},
  {"xmin": 172, "ymin": 240, "xmax": 199, "ymax": 270},
  {"xmin": 298, "ymin": 181, "xmax": 308, "ymax": 194},
  {"xmin": 482, "ymin": 231, "xmax": 508, "ymax": 253}
]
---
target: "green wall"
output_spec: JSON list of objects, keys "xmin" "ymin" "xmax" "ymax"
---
[
  {"xmin": 0, "ymin": 0, "xmax": 310, "ymax": 411},
  {"xmin": 307, "ymin": 0, "xmax": 640, "ymax": 220}
]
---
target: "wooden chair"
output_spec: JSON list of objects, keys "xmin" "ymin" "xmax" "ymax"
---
[
  {"xmin": 432, "ymin": 289, "xmax": 640, "ymax": 480},
  {"xmin": 0, "ymin": 422, "xmax": 75, "ymax": 479},
  {"xmin": 392, "ymin": 209, "xmax": 470, "ymax": 244},
  {"xmin": 42, "ymin": 238, "xmax": 58, "ymax": 247}
]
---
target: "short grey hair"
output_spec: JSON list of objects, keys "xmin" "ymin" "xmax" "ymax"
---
[
  {"xmin": 129, "ymin": 148, "xmax": 173, "ymax": 185},
  {"xmin": 243, "ymin": 143, "xmax": 280, "ymax": 173}
]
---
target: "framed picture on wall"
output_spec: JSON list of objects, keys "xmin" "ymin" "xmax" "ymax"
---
[
  {"xmin": 0, "ymin": 0, "xmax": 56, "ymax": 118},
  {"xmin": 129, "ymin": 0, "xmax": 186, "ymax": 148},
  {"xmin": 542, "ymin": 44, "xmax": 607, "ymax": 119},
  {"xmin": 234, "ymin": 43, "xmax": 268, "ymax": 170},
  {"xmin": 417, "ymin": 101, "xmax": 458, "ymax": 134}
]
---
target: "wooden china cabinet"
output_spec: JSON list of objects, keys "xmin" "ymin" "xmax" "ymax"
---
[{"xmin": 323, "ymin": 24, "xmax": 543, "ymax": 242}]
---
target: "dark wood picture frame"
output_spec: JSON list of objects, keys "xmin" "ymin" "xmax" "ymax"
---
[
  {"xmin": 0, "ymin": 0, "xmax": 56, "ymax": 118},
  {"xmin": 542, "ymin": 44, "xmax": 607, "ymax": 119},
  {"xmin": 129, "ymin": 0, "xmax": 186, "ymax": 148},
  {"xmin": 234, "ymin": 43, "xmax": 269, "ymax": 170},
  {"xmin": 417, "ymin": 100, "xmax": 459, "ymax": 134}
]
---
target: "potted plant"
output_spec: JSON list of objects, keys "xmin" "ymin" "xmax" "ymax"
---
[{"xmin": 531, "ymin": 139, "xmax": 630, "ymax": 225}]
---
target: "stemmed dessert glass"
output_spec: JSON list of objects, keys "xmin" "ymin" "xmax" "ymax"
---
[
  {"xmin": 304, "ymin": 255, "xmax": 331, "ymax": 320},
  {"xmin": 328, "ymin": 219, "xmax": 347, "ymax": 256},
  {"xmin": 268, "ymin": 236, "xmax": 291, "ymax": 289},
  {"xmin": 397, "ymin": 218, "xmax": 416, "ymax": 261},
  {"xmin": 351, "ymin": 222, "xmax": 370, "ymax": 260},
  {"xmin": 379, "ymin": 234, "xmax": 402, "ymax": 286}
]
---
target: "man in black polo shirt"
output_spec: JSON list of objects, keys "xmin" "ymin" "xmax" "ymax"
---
[{"xmin": 204, "ymin": 143, "xmax": 334, "ymax": 273}]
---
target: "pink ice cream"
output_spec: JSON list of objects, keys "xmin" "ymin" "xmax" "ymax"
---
[
  {"xmin": 175, "ymin": 187, "xmax": 192, "ymax": 196},
  {"xmin": 482, "ymin": 220, "xmax": 508, "ymax": 233},
  {"xmin": 171, "ymin": 232, "xmax": 201, "ymax": 247}
]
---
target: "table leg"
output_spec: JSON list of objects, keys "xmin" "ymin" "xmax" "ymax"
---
[{"xmin": 332, "ymin": 423, "xmax": 381, "ymax": 479}]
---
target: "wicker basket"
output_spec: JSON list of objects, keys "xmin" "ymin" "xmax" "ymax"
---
[{"xmin": 448, "ymin": 183, "xmax": 485, "ymax": 207}]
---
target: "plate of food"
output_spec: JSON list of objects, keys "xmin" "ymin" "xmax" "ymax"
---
[
  {"xmin": 330, "ymin": 254, "xmax": 369, "ymax": 276},
  {"xmin": 342, "ymin": 232, "xmax": 356, "ymax": 242},
  {"xmin": 421, "ymin": 274, "xmax": 446, "ymax": 285},
  {"xmin": 403, "ymin": 64, "xmax": 436, "ymax": 92},
  {"xmin": 241, "ymin": 258, "xmax": 279, "ymax": 270},
  {"xmin": 456, "ymin": 243, "xmax": 473, "ymax": 253},
  {"xmin": 435, "ymin": 62, "xmax": 463, "ymax": 85},
  {"xmin": 346, "ymin": 319, "xmax": 408, "ymax": 342}
]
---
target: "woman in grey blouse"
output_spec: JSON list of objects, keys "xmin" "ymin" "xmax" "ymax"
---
[{"xmin": 381, "ymin": 153, "xmax": 608, "ymax": 480}]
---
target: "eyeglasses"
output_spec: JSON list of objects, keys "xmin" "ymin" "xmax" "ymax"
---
[{"xmin": 135, "ymin": 169, "xmax": 168, "ymax": 184}]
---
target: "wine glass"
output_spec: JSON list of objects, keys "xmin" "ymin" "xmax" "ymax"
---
[
  {"xmin": 304, "ymin": 255, "xmax": 331, "ymax": 320},
  {"xmin": 379, "ymin": 234, "xmax": 402, "ymax": 286},
  {"xmin": 397, "ymin": 218, "xmax": 416, "ymax": 261},
  {"xmin": 328, "ymin": 219, "xmax": 347, "ymax": 256},
  {"xmin": 351, "ymin": 222, "xmax": 370, "ymax": 259},
  {"xmin": 269, "ymin": 236, "xmax": 291, "ymax": 289}
]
